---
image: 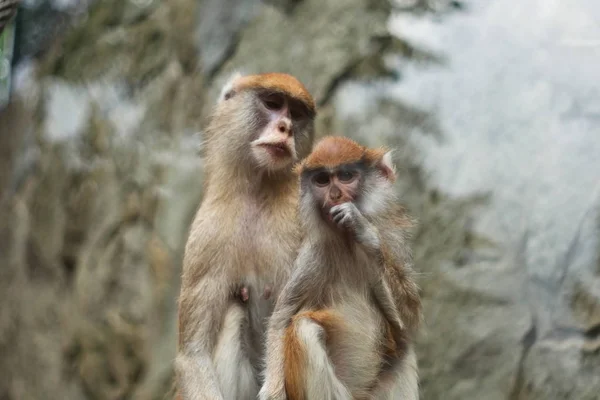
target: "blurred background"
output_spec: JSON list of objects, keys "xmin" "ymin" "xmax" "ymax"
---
[{"xmin": 0, "ymin": 0, "xmax": 599, "ymax": 399}]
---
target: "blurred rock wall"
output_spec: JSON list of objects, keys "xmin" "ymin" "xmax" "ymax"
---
[{"xmin": 1, "ymin": 1, "xmax": 599, "ymax": 400}]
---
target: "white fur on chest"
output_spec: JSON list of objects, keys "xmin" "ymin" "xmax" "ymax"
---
[{"xmin": 327, "ymin": 283, "xmax": 385, "ymax": 391}]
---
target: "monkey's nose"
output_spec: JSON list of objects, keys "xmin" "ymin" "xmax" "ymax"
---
[{"xmin": 277, "ymin": 120, "xmax": 292, "ymax": 136}]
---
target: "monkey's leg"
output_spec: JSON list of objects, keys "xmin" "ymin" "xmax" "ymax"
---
[
  {"xmin": 284, "ymin": 312, "xmax": 352, "ymax": 400},
  {"xmin": 372, "ymin": 345, "xmax": 419, "ymax": 400},
  {"xmin": 213, "ymin": 303, "xmax": 258, "ymax": 400}
]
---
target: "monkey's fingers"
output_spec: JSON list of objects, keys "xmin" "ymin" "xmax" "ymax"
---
[
  {"xmin": 331, "ymin": 208, "xmax": 351, "ymax": 226},
  {"xmin": 332, "ymin": 214, "xmax": 347, "ymax": 227},
  {"xmin": 331, "ymin": 211, "xmax": 343, "ymax": 223},
  {"xmin": 329, "ymin": 205, "xmax": 346, "ymax": 220}
]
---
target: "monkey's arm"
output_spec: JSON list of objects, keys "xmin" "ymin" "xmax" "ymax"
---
[
  {"xmin": 367, "ymin": 233, "xmax": 421, "ymax": 351},
  {"xmin": 259, "ymin": 246, "xmax": 316, "ymax": 400},
  {"xmin": 176, "ymin": 269, "xmax": 230, "ymax": 400}
]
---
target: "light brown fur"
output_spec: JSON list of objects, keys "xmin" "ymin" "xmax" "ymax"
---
[
  {"xmin": 260, "ymin": 137, "xmax": 421, "ymax": 400},
  {"xmin": 175, "ymin": 73, "xmax": 316, "ymax": 400}
]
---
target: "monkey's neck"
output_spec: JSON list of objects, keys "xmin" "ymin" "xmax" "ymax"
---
[{"xmin": 203, "ymin": 157, "xmax": 296, "ymax": 202}]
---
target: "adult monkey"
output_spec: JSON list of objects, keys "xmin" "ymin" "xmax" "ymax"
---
[{"xmin": 175, "ymin": 72, "xmax": 316, "ymax": 400}]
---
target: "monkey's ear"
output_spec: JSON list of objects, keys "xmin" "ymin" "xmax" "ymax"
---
[
  {"xmin": 378, "ymin": 150, "xmax": 396, "ymax": 182},
  {"xmin": 219, "ymin": 71, "xmax": 243, "ymax": 102}
]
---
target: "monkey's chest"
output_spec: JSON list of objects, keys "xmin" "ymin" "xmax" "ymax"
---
[
  {"xmin": 226, "ymin": 208, "xmax": 297, "ymax": 328},
  {"xmin": 229, "ymin": 219, "xmax": 294, "ymax": 307},
  {"xmin": 232, "ymin": 211, "xmax": 296, "ymax": 280},
  {"xmin": 325, "ymin": 286, "xmax": 388, "ymax": 391}
]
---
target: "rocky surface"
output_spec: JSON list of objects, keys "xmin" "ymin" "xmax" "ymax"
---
[
  {"xmin": 385, "ymin": 1, "xmax": 600, "ymax": 398},
  {"xmin": 0, "ymin": 0, "xmax": 598, "ymax": 399}
]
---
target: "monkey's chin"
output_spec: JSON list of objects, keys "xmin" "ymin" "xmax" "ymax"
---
[{"xmin": 252, "ymin": 146, "xmax": 294, "ymax": 172}]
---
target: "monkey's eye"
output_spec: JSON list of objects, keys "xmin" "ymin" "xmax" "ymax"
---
[
  {"xmin": 262, "ymin": 94, "xmax": 284, "ymax": 111},
  {"xmin": 337, "ymin": 170, "xmax": 355, "ymax": 182},
  {"xmin": 289, "ymin": 102, "xmax": 308, "ymax": 120},
  {"xmin": 290, "ymin": 107, "xmax": 305, "ymax": 120},
  {"xmin": 313, "ymin": 172, "xmax": 330, "ymax": 186}
]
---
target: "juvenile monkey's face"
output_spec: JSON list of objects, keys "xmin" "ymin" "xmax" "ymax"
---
[
  {"xmin": 305, "ymin": 165, "xmax": 362, "ymax": 224},
  {"xmin": 248, "ymin": 90, "xmax": 314, "ymax": 172},
  {"xmin": 297, "ymin": 136, "xmax": 398, "ymax": 231}
]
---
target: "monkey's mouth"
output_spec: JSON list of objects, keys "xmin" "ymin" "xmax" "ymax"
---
[{"xmin": 259, "ymin": 142, "xmax": 291, "ymax": 158}]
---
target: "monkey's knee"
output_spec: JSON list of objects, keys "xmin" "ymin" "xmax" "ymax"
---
[
  {"xmin": 213, "ymin": 304, "xmax": 258, "ymax": 399},
  {"xmin": 283, "ymin": 314, "xmax": 325, "ymax": 400},
  {"xmin": 397, "ymin": 346, "xmax": 419, "ymax": 400},
  {"xmin": 215, "ymin": 304, "xmax": 247, "ymax": 351},
  {"xmin": 286, "ymin": 310, "xmax": 343, "ymax": 365},
  {"xmin": 284, "ymin": 311, "xmax": 349, "ymax": 400},
  {"xmin": 376, "ymin": 345, "xmax": 419, "ymax": 400},
  {"xmin": 293, "ymin": 313, "xmax": 327, "ymax": 344},
  {"xmin": 293, "ymin": 310, "xmax": 342, "ymax": 344}
]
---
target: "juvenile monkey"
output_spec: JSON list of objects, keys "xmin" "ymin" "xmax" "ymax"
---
[
  {"xmin": 259, "ymin": 136, "xmax": 422, "ymax": 400},
  {"xmin": 175, "ymin": 72, "xmax": 316, "ymax": 400}
]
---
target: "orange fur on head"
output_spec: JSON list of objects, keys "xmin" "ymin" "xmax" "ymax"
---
[
  {"xmin": 297, "ymin": 136, "xmax": 388, "ymax": 172},
  {"xmin": 235, "ymin": 73, "xmax": 316, "ymax": 113}
]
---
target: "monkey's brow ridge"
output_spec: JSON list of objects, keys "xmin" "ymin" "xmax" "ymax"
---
[
  {"xmin": 254, "ymin": 88, "xmax": 315, "ymax": 116},
  {"xmin": 303, "ymin": 161, "xmax": 365, "ymax": 175}
]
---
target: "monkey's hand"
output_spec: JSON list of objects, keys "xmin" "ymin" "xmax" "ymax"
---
[{"xmin": 330, "ymin": 202, "xmax": 381, "ymax": 253}]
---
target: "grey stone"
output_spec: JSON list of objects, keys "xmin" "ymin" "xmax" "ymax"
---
[
  {"xmin": 381, "ymin": 0, "xmax": 600, "ymax": 397},
  {"xmin": 195, "ymin": 0, "xmax": 262, "ymax": 76},
  {"xmin": 210, "ymin": 0, "xmax": 392, "ymax": 105}
]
